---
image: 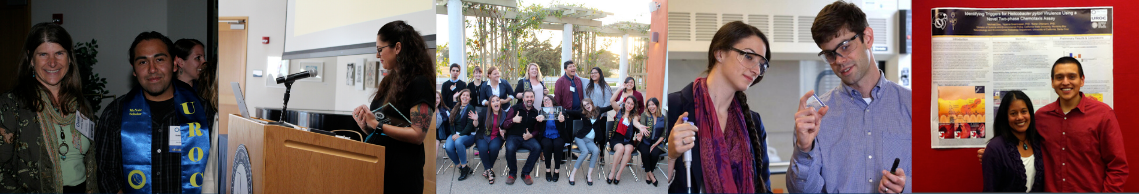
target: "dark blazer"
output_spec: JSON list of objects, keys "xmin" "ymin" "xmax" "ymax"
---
[
  {"xmin": 447, "ymin": 104, "xmax": 476, "ymax": 136},
  {"xmin": 479, "ymin": 79, "xmax": 514, "ymax": 108},
  {"xmin": 666, "ymin": 82, "xmax": 772, "ymax": 193},
  {"xmin": 565, "ymin": 106, "xmax": 613, "ymax": 145},
  {"xmin": 982, "ymin": 136, "xmax": 1045, "ymax": 192},
  {"xmin": 442, "ymin": 79, "xmax": 465, "ymax": 108}
]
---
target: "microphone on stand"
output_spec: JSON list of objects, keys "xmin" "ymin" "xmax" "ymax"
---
[
  {"xmin": 276, "ymin": 69, "xmax": 318, "ymax": 84},
  {"xmin": 275, "ymin": 69, "xmax": 318, "ymax": 123}
]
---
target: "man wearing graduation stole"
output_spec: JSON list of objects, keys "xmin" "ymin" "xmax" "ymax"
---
[{"xmin": 93, "ymin": 31, "xmax": 214, "ymax": 193}]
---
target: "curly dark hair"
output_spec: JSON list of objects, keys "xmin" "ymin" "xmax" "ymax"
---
[{"xmin": 372, "ymin": 20, "xmax": 436, "ymax": 106}]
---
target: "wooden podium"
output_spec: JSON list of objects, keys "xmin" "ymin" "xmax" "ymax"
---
[{"xmin": 226, "ymin": 114, "xmax": 385, "ymax": 193}]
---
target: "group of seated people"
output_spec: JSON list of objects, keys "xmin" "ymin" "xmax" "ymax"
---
[{"xmin": 434, "ymin": 61, "xmax": 667, "ymax": 186}]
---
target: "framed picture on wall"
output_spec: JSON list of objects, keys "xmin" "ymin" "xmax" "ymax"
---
[
  {"xmin": 365, "ymin": 60, "xmax": 378, "ymax": 89},
  {"xmin": 299, "ymin": 61, "xmax": 323, "ymax": 82},
  {"xmin": 355, "ymin": 59, "xmax": 365, "ymax": 91},
  {"xmin": 346, "ymin": 63, "xmax": 356, "ymax": 86}
]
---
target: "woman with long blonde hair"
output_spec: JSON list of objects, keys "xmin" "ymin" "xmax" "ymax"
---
[{"xmin": 515, "ymin": 63, "xmax": 546, "ymax": 108}]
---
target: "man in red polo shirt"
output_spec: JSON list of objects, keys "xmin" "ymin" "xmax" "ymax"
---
[{"xmin": 979, "ymin": 57, "xmax": 1128, "ymax": 192}]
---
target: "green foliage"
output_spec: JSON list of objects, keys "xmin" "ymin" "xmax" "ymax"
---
[
  {"xmin": 436, "ymin": 43, "xmax": 450, "ymax": 77},
  {"xmin": 456, "ymin": 1, "xmax": 647, "ymax": 85},
  {"xmin": 73, "ymin": 39, "xmax": 110, "ymax": 119}
]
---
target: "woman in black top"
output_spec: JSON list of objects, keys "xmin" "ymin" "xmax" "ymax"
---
[
  {"xmin": 475, "ymin": 95, "xmax": 508, "ymax": 184},
  {"xmin": 667, "ymin": 21, "xmax": 772, "ymax": 193},
  {"xmin": 981, "ymin": 91, "xmax": 1044, "ymax": 192},
  {"xmin": 537, "ymin": 95, "xmax": 568, "ymax": 182},
  {"xmin": 351, "ymin": 20, "xmax": 435, "ymax": 194},
  {"xmin": 466, "ymin": 66, "xmax": 486, "ymax": 108},
  {"xmin": 564, "ymin": 98, "xmax": 612, "ymax": 186},
  {"xmin": 444, "ymin": 89, "xmax": 477, "ymax": 180}
]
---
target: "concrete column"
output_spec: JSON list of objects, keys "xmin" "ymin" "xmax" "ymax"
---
[
  {"xmin": 618, "ymin": 34, "xmax": 629, "ymax": 81},
  {"xmin": 561, "ymin": 23, "xmax": 572, "ymax": 76},
  {"xmin": 448, "ymin": 0, "xmax": 465, "ymax": 79}
]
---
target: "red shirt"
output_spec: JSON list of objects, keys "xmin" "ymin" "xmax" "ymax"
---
[{"xmin": 1035, "ymin": 93, "xmax": 1128, "ymax": 192}]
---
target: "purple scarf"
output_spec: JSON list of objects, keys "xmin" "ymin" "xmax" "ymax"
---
[{"xmin": 692, "ymin": 78, "xmax": 756, "ymax": 193}]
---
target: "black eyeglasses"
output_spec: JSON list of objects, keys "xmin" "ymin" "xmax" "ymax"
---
[
  {"xmin": 817, "ymin": 34, "xmax": 861, "ymax": 63},
  {"xmin": 376, "ymin": 44, "xmax": 394, "ymax": 53},
  {"xmin": 729, "ymin": 48, "xmax": 770, "ymax": 77}
]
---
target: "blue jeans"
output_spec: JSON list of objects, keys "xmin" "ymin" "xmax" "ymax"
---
[
  {"xmin": 505, "ymin": 135, "xmax": 541, "ymax": 176},
  {"xmin": 475, "ymin": 135, "xmax": 504, "ymax": 170},
  {"xmin": 444, "ymin": 135, "xmax": 475, "ymax": 165},
  {"xmin": 573, "ymin": 137, "xmax": 601, "ymax": 169}
]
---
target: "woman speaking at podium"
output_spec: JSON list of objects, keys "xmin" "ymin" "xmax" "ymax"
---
[{"xmin": 352, "ymin": 20, "xmax": 436, "ymax": 194}]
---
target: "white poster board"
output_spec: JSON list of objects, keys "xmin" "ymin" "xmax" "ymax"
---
[{"xmin": 930, "ymin": 7, "xmax": 1113, "ymax": 148}]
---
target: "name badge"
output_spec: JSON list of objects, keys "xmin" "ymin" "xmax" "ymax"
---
[
  {"xmin": 570, "ymin": 87, "xmax": 575, "ymax": 92},
  {"xmin": 75, "ymin": 111, "xmax": 95, "ymax": 140},
  {"xmin": 169, "ymin": 126, "xmax": 182, "ymax": 153}
]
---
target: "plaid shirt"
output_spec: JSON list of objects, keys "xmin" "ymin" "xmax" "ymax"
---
[{"xmin": 93, "ymin": 91, "xmax": 215, "ymax": 193}]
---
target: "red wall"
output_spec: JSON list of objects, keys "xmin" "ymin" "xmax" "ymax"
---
[{"xmin": 913, "ymin": 0, "xmax": 1139, "ymax": 192}]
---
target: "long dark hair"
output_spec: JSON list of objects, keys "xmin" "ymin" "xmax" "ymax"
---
[
  {"xmin": 622, "ymin": 76, "xmax": 637, "ymax": 91},
  {"xmin": 646, "ymin": 97, "xmax": 662, "ymax": 118},
  {"xmin": 449, "ymin": 89, "xmax": 472, "ymax": 124},
  {"xmin": 706, "ymin": 21, "xmax": 771, "ymax": 86},
  {"xmin": 703, "ymin": 21, "xmax": 769, "ymax": 191},
  {"xmin": 14, "ymin": 22, "xmax": 93, "ymax": 117},
  {"xmin": 618, "ymin": 96, "xmax": 641, "ymax": 119},
  {"xmin": 196, "ymin": 61, "xmax": 218, "ymax": 109},
  {"xmin": 586, "ymin": 67, "xmax": 609, "ymax": 96},
  {"xmin": 372, "ymin": 20, "xmax": 436, "ymax": 107},
  {"xmin": 993, "ymin": 91, "xmax": 1043, "ymax": 145}
]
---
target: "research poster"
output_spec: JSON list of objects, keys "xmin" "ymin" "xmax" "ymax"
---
[{"xmin": 930, "ymin": 7, "xmax": 1113, "ymax": 148}]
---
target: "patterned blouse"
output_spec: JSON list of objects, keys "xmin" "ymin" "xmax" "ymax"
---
[{"xmin": 0, "ymin": 92, "xmax": 98, "ymax": 193}]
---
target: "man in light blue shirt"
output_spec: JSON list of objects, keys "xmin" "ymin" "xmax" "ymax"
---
[{"xmin": 788, "ymin": 1, "xmax": 912, "ymax": 193}]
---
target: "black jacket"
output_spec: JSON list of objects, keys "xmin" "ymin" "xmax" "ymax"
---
[
  {"xmin": 442, "ymin": 79, "xmax": 465, "ymax": 108},
  {"xmin": 565, "ymin": 106, "xmax": 612, "ymax": 145},
  {"xmin": 502, "ymin": 104, "xmax": 539, "ymax": 137},
  {"xmin": 666, "ymin": 82, "xmax": 771, "ymax": 193},
  {"xmin": 479, "ymin": 79, "xmax": 513, "ymax": 108},
  {"xmin": 475, "ymin": 108, "xmax": 509, "ymax": 137},
  {"xmin": 447, "ymin": 104, "xmax": 476, "ymax": 136},
  {"xmin": 514, "ymin": 78, "xmax": 546, "ymax": 101}
]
